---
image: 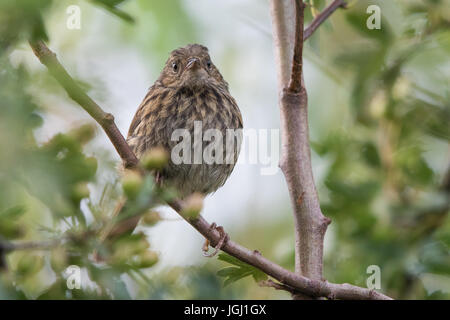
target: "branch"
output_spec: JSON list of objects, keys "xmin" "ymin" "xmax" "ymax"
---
[
  {"xmin": 29, "ymin": 40, "xmax": 392, "ymax": 300},
  {"xmin": 271, "ymin": 0, "xmax": 330, "ymax": 285},
  {"xmin": 259, "ymin": 279, "xmax": 298, "ymax": 295},
  {"xmin": 29, "ymin": 40, "xmax": 138, "ymax": 169},
  {"xmin": 171, "ymin": 201, "xmax": 391, "ymax": 300},
  {"xmin": 0, "ymin": 239, "xmax": 61, "ymax": 252},
  {"xmin": 304, "ymin": 0, "xmax": 347, "ymax": 41},
  {"xmin": 0, "ymin": 238, "xmax": 61, "ymax": 269}
]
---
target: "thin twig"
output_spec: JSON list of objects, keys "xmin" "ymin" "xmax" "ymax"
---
[
  {"xmin": 0, "ymin": 239, "xmax": 61, "ymax": 253},
  {"xmin": 259, "ymin": 279, "xmax": 299, "ymax": 295},
  {"xmin": 304, "ymin": 0, "xmax": 347, "ymax": 40}
]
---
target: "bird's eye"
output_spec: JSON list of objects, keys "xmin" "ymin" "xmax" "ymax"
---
[
  {"xmin": 172, "ymin": 62, "xmax": 178, "ymax": 72},
  {"xmin": 206, "ymin": 61, "xmax": 212, "ymax": 69}
]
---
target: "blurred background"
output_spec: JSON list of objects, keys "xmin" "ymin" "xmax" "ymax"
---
[{"xmin": 0, "ymin": 0, "xmax": 448, "ymax": 299}]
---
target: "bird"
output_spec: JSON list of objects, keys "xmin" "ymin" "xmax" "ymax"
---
[{"xmin": 126, "ymin": 44, "xmax": 243, "ymax": 256}]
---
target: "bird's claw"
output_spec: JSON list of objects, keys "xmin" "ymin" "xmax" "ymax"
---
[{"xmin": 202, "ymin": 222, "xmax": 228, "ymax": 258}]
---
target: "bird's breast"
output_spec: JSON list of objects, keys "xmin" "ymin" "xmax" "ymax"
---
[{"xmin": 166, "ymin": 85, "xmax": 241, "ymax": 134}]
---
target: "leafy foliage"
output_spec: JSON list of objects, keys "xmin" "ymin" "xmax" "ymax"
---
[
  {"xmin": 0, "ymin": 0, "xmax": 163, "ymax": 299},
  {"xmin": 307, "ymin": 0, "xmax": 450, "ymax": 299}
]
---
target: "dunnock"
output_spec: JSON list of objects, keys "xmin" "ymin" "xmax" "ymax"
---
[{"xmin": 126, "ymin": 44, "xmax": 243, "ymax": 255}]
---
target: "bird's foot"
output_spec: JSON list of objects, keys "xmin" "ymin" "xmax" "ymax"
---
[{"xmin": 202, "ymin": 222, "xmax": 228, "ymax": 258}]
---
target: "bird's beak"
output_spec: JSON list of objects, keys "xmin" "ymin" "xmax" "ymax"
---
[{"xmin": 185, "ymin": 58, "xmax": 200, "ymax": 71}]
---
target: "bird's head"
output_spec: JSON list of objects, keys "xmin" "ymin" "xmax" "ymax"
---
[{"xmin": 157, "ymin": 44, "xmax": 228, "ymax": 90}]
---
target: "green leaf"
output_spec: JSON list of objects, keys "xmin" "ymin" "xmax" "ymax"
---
[
  {"xmin": 0, "ymin": 205, "xmax": 26, "ymax": 220},
  {"xmin": 361, "ymin": 142, "xmax": 381, "ymax": 168},
  {"xmin": 217, "ymin": 252, "xmax": 248, "ymax": 267},
  {"xmin": 252, "ymin": 269, "xmax": 269, "ymax": 282},
  {"xmin": 0, "ymin": 206, "xmax": 26, "ymax": 239},
  {"xmin": 217, "ymin": 253, "xmax": 267, "ymax": 287}
]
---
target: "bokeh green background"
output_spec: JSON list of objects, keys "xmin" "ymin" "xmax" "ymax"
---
[{"xmin": 0, "ymin": 0, "xmax": 448, "ymax": 299}]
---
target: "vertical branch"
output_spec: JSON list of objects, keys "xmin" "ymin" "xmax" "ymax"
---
[
  {"xmin": 270, "ymin": 0, "xmax": 296, "ymax": 92},
  {"xmin": 288, "ymin": 0, "xmax": 305, "ymax": 93},
  {"xmin": 270, "ymin": 0, "xmax": 331, "ymax": 290}
]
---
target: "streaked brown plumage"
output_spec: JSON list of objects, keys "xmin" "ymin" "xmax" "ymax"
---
[{"xmin": 127, "ymin": 44, "xmax": 243, "ymax": 197}]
